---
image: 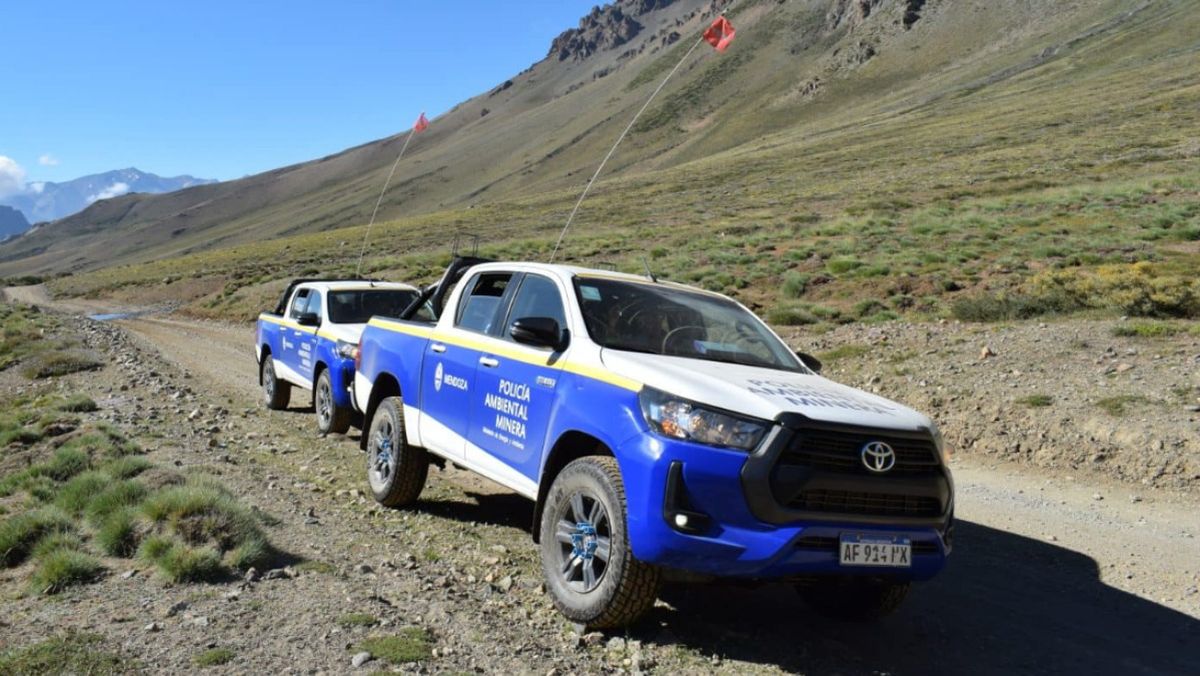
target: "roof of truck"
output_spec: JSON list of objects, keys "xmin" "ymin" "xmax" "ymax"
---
[{"xmin": 295, "ymin": 280, "xmax": 418, "ymax": 293}]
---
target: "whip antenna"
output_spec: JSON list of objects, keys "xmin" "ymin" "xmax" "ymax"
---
[
  {"xmin": 355, "ymin": 111, "xmax": 430, "ymax": 278},
  {"xmin": 549, "ymin": 2, "xmax": 741, "ymax": 263}
]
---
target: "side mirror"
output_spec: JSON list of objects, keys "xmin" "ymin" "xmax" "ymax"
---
[
  {"xmin": 511, "ymin": 317, "xmax": 567, "ymax": 351},
  {"xmin": 296, "ymin": 312, "xmax": 321, "ymax": 327},
  {"xmin": 796, "ymin": 352, "xmax": 822, "ymax": 374}
]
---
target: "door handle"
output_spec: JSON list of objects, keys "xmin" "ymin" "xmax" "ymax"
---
[
  {"xmin": 431, "ymin": 343, "xmax": 447, "ymax": 354},
  {"xmin": 479, "ymin": 356, "xmax": 500, "ymax": 368}
]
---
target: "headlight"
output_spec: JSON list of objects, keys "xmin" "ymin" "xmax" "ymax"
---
[
  {"xmin": 639, "ymin": 387, "xmax": 768, "ymax": 451},
  {"xmin": 336, "ymin": 340, "xmax": 357, "ymax": 359}
]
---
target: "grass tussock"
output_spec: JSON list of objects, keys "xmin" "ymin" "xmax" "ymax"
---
[
  {"xmin": 1096, "ymin": 395, "xmax": 1149, "ymax": 417},
  {"xmin": 354, "ymin": 629, "xmax": 433, "ymax": 665},
  {"xmin": 0, "ymin": 632, "xmax": 131, "ymax": 675},
  {"xmin": 30, "ymin": 548, "xmax": 104, "ymax": 594},
  {"xmin": 0, "ymin": 508, "xmax": 74, "ymax": 567},
  {"xmin": 137, "ymin": 536, "xmax": 224, "ymax": 583},
  {"xmin": 192, "ymin": 648, "xmax": 235, "ymax": 667},
  {"xmin": 1017, "ymin": 394, "xmax": 1055, "ymax": 408},
  {"xmin": 19, "ymin": 350, "xmax": 104, "ymax": 380},
  {"xmin": 337, "ymin": 613, "xmax": 378, "ymax": 628}
]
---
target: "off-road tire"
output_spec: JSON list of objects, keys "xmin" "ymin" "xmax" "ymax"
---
[
  {"xmin": 315, "ymin": 369, "xmax": 352, "ymax": 435},
  {"xmin": 539, "ymin": 456, "xmax": 660, "ymax": 629},
  {"xmin": 798, "ymin": 579, "xmax": 911, "ymax": 621},
  {"xmin": 366, "ymin": 397, "xmax": 428, "ymax": 507},
  {"xmin": 261, "ymin": 356, "xmax": 291, "ymax": 410}
]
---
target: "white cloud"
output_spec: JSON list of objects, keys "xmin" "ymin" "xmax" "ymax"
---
[
  {"xmin": 0, "ymin": 156, "xmax": 27, "ymax": 198},
  {"xmin": 38, "ymin": 154, "xmax": 59, "ymax": 167},
  {"xmin": 88, "ymin": 182, "xmax": 131, "ymax": 203},
  {"xmin": 29, "ymin": 182, "xmax": 45, "ymax": 194}
]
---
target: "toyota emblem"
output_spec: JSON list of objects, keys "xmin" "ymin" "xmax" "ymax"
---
[{"xmin": 861, "ymin": 441, "xmax": 897, "ymax": 473}]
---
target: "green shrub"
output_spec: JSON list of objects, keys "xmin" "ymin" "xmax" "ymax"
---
[
  {"xmin": 0, "ymin": 509, "xmax": 74, "ymax": 567},
  {"xmin": 30, "ymin": 549, "xmax": 103, "ymax": 594}
]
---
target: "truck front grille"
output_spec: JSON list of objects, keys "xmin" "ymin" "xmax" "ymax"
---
[
  {"xmin": 788, "ymin": 489, "xmax": 942, "ymax": 518},
  {"xmin": 779, "ymin": 427, "xmax": 940, "ymax": 476}
]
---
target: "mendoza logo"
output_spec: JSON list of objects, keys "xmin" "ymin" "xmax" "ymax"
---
[{"xmin": 434, "ymin": 362, "xmax": 469, "ymax": 393}]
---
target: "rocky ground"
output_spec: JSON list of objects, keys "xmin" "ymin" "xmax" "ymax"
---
[
  {"xmin": 0, "ymin": 305, "xmax": 1197, "ymax": 674},
  {"xmin": 790, "ymin": 318, "xmax": 1200, "ymax": 493}
]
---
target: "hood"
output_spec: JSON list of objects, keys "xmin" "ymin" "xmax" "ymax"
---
[
  {"xmin": 600, "ymin": 350, "xmax": 933, "ymax": 432},
  {"xmin": 321, "ymin": 322, "xmax": 367, "ymax": 344}
]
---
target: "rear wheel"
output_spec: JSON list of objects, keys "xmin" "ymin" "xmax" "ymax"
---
[
  {"xmin": 262, "ymin": 357, "xmax": 290, "ymax": 410},
  {"xmin": 366, "ymin": 397, "xmax": 428, "ymax": 507},
  {"xmin": 798, "ymin": 579, "xmax": 911, "ymax": 621},
  {"xmin": 539, "ymin": 456, "xmax": 660, "ymax": 629},
  {"xmin": 315, "ymin": 369, "xmax": 352, "ymax": 435}
]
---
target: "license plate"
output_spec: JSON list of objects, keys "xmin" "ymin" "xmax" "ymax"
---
[{"xmin": 839, "ymin": 534, "xmax": 912, "ymax": 568}]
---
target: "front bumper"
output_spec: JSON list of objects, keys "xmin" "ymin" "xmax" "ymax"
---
[{"xmin": 616, "ymin": 425, "xmax": 953, "ymax": 581}]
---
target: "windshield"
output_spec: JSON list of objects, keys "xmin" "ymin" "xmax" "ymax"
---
[
  {"xmin": 574, "ymin": 277, "xmax": 804, "ymax": 372},
  {"xmin": 327, "ymin": 289, "xmax": 420, "ymax": 324}
]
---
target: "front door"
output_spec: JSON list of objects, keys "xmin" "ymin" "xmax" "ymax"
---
[
  {"xmin": 467, "ymin": 273, "xmax": 567, "ymax": 488},
  {"xmin": 280, "ymin": 288, "xmax": 312, "ymax": 385},
  {"xmin": 418, "ymin": 272, "xmax": 515, "ymax": 460}
]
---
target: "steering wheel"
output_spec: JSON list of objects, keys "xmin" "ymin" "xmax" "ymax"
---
[{"xmin": 661, "ymin": 326, "xmax": 707, "ymax": 356}]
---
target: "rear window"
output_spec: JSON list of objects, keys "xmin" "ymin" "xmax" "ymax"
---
[{"xmin": 327, "ymin": 289, "xmax": 419, "ymax": 324}]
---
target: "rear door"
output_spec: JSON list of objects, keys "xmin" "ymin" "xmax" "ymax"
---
[
  {"xmin": 418, "ymin": 272, "xmax": 515, "ymax": 460},
  {"xmin": 279, "ymin": 288, "xmax": 311, "ymax": 385},
  {"xmin": 467, "ymin": 273, "xmax": 567, "ymax": 489},
  {"xmin": 294, "ymin": 290, "xmax": 322, "ymax": 384}
]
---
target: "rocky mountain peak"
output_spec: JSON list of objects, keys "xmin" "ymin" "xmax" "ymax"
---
[{"xmin": 548, "ymin": 0, "xmax": 692, "ymax": 63}]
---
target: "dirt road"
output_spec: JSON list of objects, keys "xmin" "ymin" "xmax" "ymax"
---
[{"xmin": 7, "ymin": 289, "xmax": 1199, "ymax": 673}]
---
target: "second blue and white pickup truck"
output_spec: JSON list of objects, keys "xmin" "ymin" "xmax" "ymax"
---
[
  {"xmin": 354, "ymin": 259, "xmax": 954, "ymax": 628},
  {"xmin": 256, "ymin": 279, "xmax": 421, "ymax": 434}
]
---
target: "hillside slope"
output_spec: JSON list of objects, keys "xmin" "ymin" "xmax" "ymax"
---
[{"xmin": 4, "ymin": 0, "xmax": 1188, "ymax": 279}]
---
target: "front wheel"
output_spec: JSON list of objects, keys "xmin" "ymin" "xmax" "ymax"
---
[
  {"xmin": 262, "ymin": 357, "xmax": 290, "ymax": 410},
  {"xmin": 539, "ymin": 456, "xmax": 660, "ymax": 629},
  {"xmin": 366, "ymin": 397, "xmax": 428, "ymax": 507},
  {"xmin": 798, "ymin": 579, "xmax": 911, "ymax": 621},
  {"xmin": 315, "ymin": 369, "xmax": 352, "ymax": 435}
]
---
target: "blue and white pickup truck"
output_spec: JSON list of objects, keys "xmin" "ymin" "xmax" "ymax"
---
[
  {"xmin": 256, "ymin": 279, "xmax": 421, "ymax": 434},
  {"xmin": 354, "ymin": 259, "xmax": 953, "ymax": 628}
]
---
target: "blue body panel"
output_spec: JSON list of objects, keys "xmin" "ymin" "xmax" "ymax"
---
[{"xmin": 257, "ymin": 317, "xmax": 355, "ymax": 408}]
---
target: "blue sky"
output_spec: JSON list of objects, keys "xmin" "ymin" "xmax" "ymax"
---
[{"xmin": 0, "ymin": 1, "xmax": 598, "ymax": 186}]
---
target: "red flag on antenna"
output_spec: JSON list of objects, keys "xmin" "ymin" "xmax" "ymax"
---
[
  {"xmin": 413, "ymin": 112, "xmax": 429, "ymax": 133},
  {"xmin": 704, "ymin": 16, "xmax": 736, "ymax": 52}
]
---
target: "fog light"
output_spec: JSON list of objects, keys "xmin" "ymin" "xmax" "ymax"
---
[{"xmin": 674, "ymin": 513, "xmax": 689, "ymax": 529}]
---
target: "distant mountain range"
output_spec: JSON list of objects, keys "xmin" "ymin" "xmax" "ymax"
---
[
  {"xmin": 0, "ymin": 168, "xmax": 215, "ymax": 227},
  {"xmin": 0, "ymin": 206, "xmax": 29, "ymax": 240}
]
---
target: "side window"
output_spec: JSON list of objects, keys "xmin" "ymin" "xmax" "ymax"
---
[
  {"xmin": 505, "ymin": 275, "xmax": 567, "ymax": 336},
  {"xmin": 288, "ymin": 289, "xmax": 311, "ymax": 320},
  {"xmin": 305, "ymin": 291, "xmax": 323, "ymax": 322},
  {"xmin": 455, "ymin": 273, "xmax": 513, "ymax": 334}
]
